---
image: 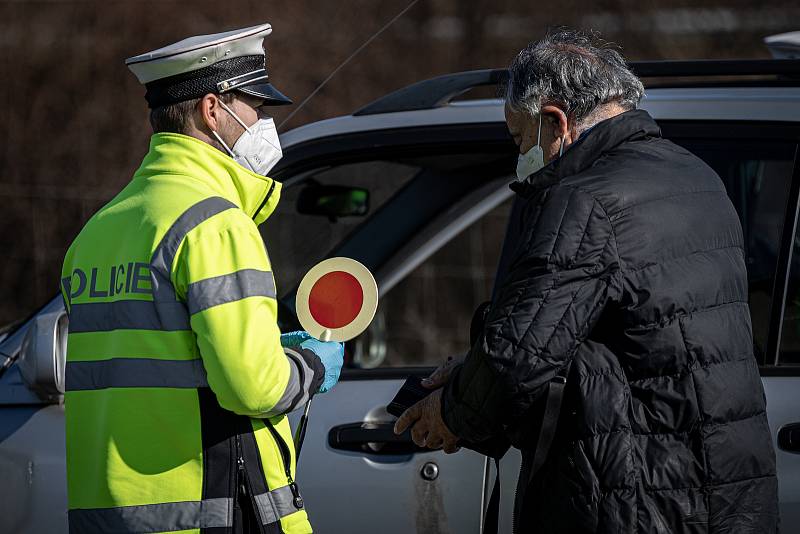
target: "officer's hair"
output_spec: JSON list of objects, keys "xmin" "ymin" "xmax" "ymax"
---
[
  {"xmin": 504, "ymin": 28, "xmax": 644, "ymax": 127},
  {"xmin": 149, "ymin": 93, "xmax": 236, "ymax": 134}
]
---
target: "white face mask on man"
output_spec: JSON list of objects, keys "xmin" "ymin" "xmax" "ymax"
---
[
  {"xmin": 211, "ymin": 100, "xmax": 283, "ymax": 176},
  {"xmin": 515, "ymin": 116, "xmax": 565, "ymax": 182}
]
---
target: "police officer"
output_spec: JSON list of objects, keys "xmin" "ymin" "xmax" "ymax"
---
[{"xmin": 60, "ymin": 23, "xmax": 343, "ymax": 534}]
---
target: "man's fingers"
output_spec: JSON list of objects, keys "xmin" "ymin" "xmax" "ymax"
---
[
  {"xmin": 422, "ymin": 358, "xmax": 456, "ymax": 389},
  {"xmin": 421, "ymin": 370, "xmax": 443, "ymax": 389},
  {"xmin": 442, "ymin": 439, "xmax": 460, "ymax": 454},
  {"xmin": 426, "ymin": 437, "xmax": 444, "ymax": 450},
  {"xmin": 411, "ymin": 426, "xmax": 428, "ymax": 447},
  {"xmin": 393, "ymin": 405, "xmax": 420, "ymax": 435}
]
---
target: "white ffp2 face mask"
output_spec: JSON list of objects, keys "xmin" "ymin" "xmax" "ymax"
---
[
  {"xmin": 515, "ymin": 117, "xmax": 565, "ymax": 182},
  {"xmin": 515, "ymin": 117, "xmax": 545, "ymax": 181},
  {"xmin": 212, "ymin": 101, "xmax": 283, "ymax": 176}
]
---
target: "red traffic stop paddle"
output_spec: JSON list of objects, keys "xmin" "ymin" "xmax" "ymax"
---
[
  {"xmin": 296, "ymin": 257, "xmax": 378, "ymax": 343},
  {"xmin": 293, "ymin": 258, "xmax": 378, "ymax": 458}
]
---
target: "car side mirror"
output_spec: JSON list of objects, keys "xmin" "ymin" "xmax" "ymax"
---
[
  {"xmin": 297, "ymin": 183, "xmax": 369, "ymax": 221},
  {"xmin": 18, "ymin": 310, "xmax": 68, "ymax": 399}
]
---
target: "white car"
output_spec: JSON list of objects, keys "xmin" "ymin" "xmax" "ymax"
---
[{"xmin": 1, "ymin": 59, "xmax": 799, "ymax": 533}]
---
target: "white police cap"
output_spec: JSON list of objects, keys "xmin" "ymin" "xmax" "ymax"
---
[{"xmin": 125, "ymin": 23, "xmax": 291, "ymax": 109}]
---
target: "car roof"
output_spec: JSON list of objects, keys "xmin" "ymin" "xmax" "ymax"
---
[{"xmin": 281, "ymin": 86, "xmax": 800, "ymax": 150}]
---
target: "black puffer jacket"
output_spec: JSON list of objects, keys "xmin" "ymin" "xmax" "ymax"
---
[{"xmin": 442, "ymin": 110, "xmax": 779, "ymax": 533}]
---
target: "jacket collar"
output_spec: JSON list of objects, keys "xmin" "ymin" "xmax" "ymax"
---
[
  {"xmin": 135, "ymin": 132, "xmax": 282, "ymax": 225},
  {"xmin": 510, "ymin": 109, "xmax": 662, "ymax": 198}
]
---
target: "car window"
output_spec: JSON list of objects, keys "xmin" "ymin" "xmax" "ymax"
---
[
  {"xmin": 350, "ymin": 196, "xmax": 513, "ymax": 369},
  {"xmin": 668, "ymin": 135, "xmax": 796, "ymax": 360},
  {"xmin": 262, "ymin": 160, "xmax": 418, "ymax": 294}
]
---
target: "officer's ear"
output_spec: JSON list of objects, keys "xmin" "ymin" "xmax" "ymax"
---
[{"xmin": 198, "ymin": 93, "xmax": 225, "ymax": 133}]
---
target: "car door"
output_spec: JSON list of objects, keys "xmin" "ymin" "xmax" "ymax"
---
[{"xmin": 265, "ymin": 124, "xmax": 516, "ymax": 533}]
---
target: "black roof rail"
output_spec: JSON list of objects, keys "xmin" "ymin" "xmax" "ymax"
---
[
  {"xmin": 354, "ymin": 59, "xmax": 800, "ymax": 117},
  {"xmin": 630, "ymin": 59, "xmax": 800, "ymax": 77},
  {"xmin": 354, "ymin": 69, "xmax": 507, "ymax": 116}
]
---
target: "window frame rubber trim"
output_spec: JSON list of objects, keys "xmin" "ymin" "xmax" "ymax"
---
[{"xmin": 767, "ymin": 143, "xmax": 800, "ymax": 366}]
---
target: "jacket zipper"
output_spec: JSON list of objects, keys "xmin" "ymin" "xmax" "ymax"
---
[
  {"xmin": 235, "ymin": 434, "xmax": 265, "ymax": 534},
  {"xmin": 265, "ymin": 420, "xmax": 304, "ymax": 510}
]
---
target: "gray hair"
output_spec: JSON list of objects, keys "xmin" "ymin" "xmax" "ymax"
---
[{"xmin": 504, "ymin": 29, "xmax": 644, "ymax": 126}]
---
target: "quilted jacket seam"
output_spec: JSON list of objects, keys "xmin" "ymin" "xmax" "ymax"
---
[
  {"xmin": 703, "ymin": 408, "xmax": 768, "ymax": 430},
  {"xmin": 550, "ymin": 187, "xmax": 577, "ymax": 263},
  {"xmin": 531, "ymin": 278, "xmax": 605, "ymax": 357},
  {"xmin": 608, "ymin": 189, "xmax": 727, "ymax": 221},
  {"xmin": 490, "ymin": 194, "xmax": 551, "ymax": 345},
  {"xmin": 623, "ymin": 299, "xmax": 748, "ymax": 332},
  {"xmin": 705, "ymin": 473, "xmax": 777, "ymax": 489},
  {"xmin": 504, "ymin": 271, "xmax": 560, "ymax": 355},
  {"xmin": 570, "ymin": 200, "xmax": 597, "ymax": 267},
  {"xmin": 505, "ymin": 278, "xmax": 610, "ymax": 359},
  {"xmin": 624, "ymin": 244, "xmax": 743, "ymax": 274},
  {"xmin": 568, "ymin": 426, "xmax": 632, "ymax": 442},
  {"xmin": 557, "ymin": 183, "xmax": 622, "ymax": 270},
  {"xmin": 626, "ymin": 355, "xmax": 753, "ymax": 382},
  {"xmin": 577, "ymin": 366, "xmax": 625, "ymax": 379}
]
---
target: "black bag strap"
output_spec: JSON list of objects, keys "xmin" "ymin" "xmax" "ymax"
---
[
  {"xmin": 482, "ymin": 364, "xmax": 571, "ymax": 534},
  {"xmin": 529, "ymin": 369, "xmax": 569, "ymax": 480}
]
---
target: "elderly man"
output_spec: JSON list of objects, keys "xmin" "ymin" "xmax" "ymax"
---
[
  {"xmin": 60, "ymin": 24, "xmax": 343, "ymax": 533},
  {"xmin": 396, "ymin": 30, "xmax": 778, "ymax": 533}
]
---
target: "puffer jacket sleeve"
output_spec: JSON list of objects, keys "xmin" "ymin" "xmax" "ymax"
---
[
  {"xmin": 173, "ymin": 210, "xmax": 324, "ymax": 417},
  {"xmin": 443, "ymin": 185, "xmax": 620, "ymax": 443}
]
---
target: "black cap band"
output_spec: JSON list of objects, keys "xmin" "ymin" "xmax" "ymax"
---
[{"xmin": 144, "ymin": 55, "xmax": 265, "ymax": 109}]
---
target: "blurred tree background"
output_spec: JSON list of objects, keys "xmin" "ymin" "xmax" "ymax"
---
[{"xmin": 0, "ymin": 0, "xmax": 797, "ymax": 328}]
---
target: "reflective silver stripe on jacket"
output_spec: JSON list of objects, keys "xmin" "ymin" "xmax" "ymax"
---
[
  {"xmin": 254, "ymin": 484, "xmax": 303, "ymax": 525},
  {"xmin": 68, "ymin": 497, "xmax": 232, "ymax": 533},
  {"xmin": 150, "ymin": 196, "xmax": 238, "ymax": 304},
  {"xmin": 265, "ymin": 348, "xmax": 317, "ymax": 417},
  {"xmin": 68, "ymin": 300, "xmax": 190, "ymax": 333},
  {"xmin": 187, "ymin": 269, "xmax": 277, "ymax": 315},
  {"xmin": 149, "ymin": 196, "xmax": 238, "ymax": 329},
  {"xmin": 65, "ymin": 358, "xmax": 208, "ymax": 391}
]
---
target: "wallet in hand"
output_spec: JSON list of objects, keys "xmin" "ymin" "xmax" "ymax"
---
[
  {"xmin": 386, "ymin": 374, "xmax": 509, "ymax": 459},
  {"xmin": 386, "ymin": 375, "xmax": 430, "ymax": 418}
]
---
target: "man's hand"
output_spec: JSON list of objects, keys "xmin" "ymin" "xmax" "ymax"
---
[
  {"xmin": 393, "ymin": 389, "xmax": 460, "ymax": 453},
  {"xmin": 421, "ymin": 355, "xmax": 464, "ymax": 390}
]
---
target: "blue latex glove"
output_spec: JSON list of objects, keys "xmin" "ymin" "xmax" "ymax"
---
[
  {"xmin": 280, "ymin": 330, "xmax": 313, "ymax": 348},
  {"xmin": 300, "ymin": 338, "xmax": 345, "ymax": 393}
]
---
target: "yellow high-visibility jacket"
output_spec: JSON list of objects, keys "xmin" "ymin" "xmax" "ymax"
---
[{"xmin": 60, "ymin": 133, "xmax": 323, "ymax": 534}]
